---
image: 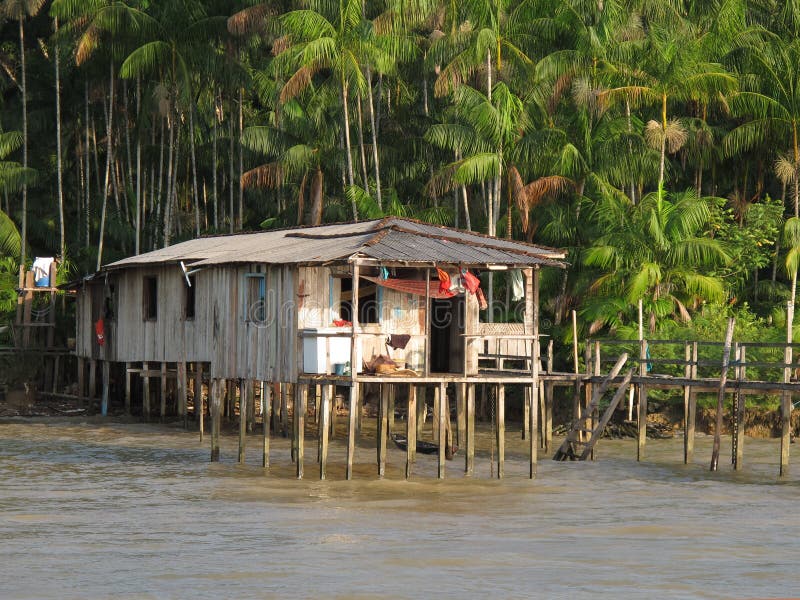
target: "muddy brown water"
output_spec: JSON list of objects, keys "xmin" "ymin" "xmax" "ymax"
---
[{"xmin": 1, "ymin": 418, "xmax": 798, "ymax": 599}]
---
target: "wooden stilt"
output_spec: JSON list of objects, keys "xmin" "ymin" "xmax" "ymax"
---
[
  {"xmin": 210, "ymin": 379, "xmax": 221, "ymax": 462},
  {"xmin": 416, "ymin": 387, "xmax": 426, "ymax": 437},
  {"xmin": 456, "ymin": 383, "xmax": 466, "ymax": 447},
  {"xmin": 77, "ymin": 357, "xmax": 86, "ymax": 408},
  {"xmin": 379, "ymin": 384, "xmax": 389, "ymax": 478},
  {"xmin": 346, "ymin": 383, "xmax": 359, "ymax": 480},
  {"xmin": 124, "ymin": 362, "xmax": 131, "ymax": 415},
  {"xmin": 734, "ymin": 346, "xmax": 746, "ymax": 470},
  {"xmin": 52, "ymin": 354, "xmax": 60, "ymax": 394},
  {"xmin": 545, "ymin": 381, "xmax": 554, "ymax": 453},
  {"xmin": 178, "ymin": 362, "xmax": 188, "ymax": 429},
  {"xmin": 101, "ymin": 361, "xmax": 110, "ymax": 416},
  {"xmin": 271, "ymin": 382, "xmax": 281, "ymax": 434},
  {"xmin": 466, "ymin": 384, "xmax": 475, "ymax": 476},
  {"xmin": 262, "ymin": 381, "xmax": 271, "ymax": 468},
  {"xmin": 496, "ymin": 385, "xmax": 505, "ymax": 478},
  {"xmin": 437, "ymin": 382, "xmax": 446, "ymax": 479},
  {"xmin": 637, "ymin": 339, "xmax": 648, "ymax": 462},
  {"xmin": 88, "ymin": 359, "xmax": 97, "ymax": 414},
  {"xmin": 160, "ymin": 362, "xmax": 167, "ymax": 421},
  {"xmin": 195, "ymin": 363, "xmax": 204, "ymax": 442},
  {"xmin": 682, "ymin": 342, "xmax": 691, "ymax": 463},
  {"xmin": 142, "ymin": 362, "xmax": 150, "ymax": 422},
  {"xmin": 444, "ymin": 385, "xmax": 453, "ymax": 460},
  {"xmin": 314, "ymin": 385, "xmax": 321, "ymax": 424},
  {"xmin": 296, "ymin": 384, "xmax": 306, "ymax": 479},
  {"xmin": 247, "ymin": 380, "xmax": 255, "ymax": 433},
  {"xmin": 523, "ymin": 386, "xmax": 530, "ymax": 442},
  {"xmin": 329, "ymin": 385, "xmax": 336, "ymax": 439},
  {"xmin": 388, "ymin": 385, "xmax": 395, "ymax": 433},
  {"xmin": 406, "ymin": 385, "xmax": 417, "ymax": 479},
  {"xmin": 539, "ymin": 384, "xmax": 546, "ymax": 450},
  {"xmin": 781, "ymin": 343, "xmax": 792, "ymax": 477},
  {"xmin": 686, "ymin": 342, "xmax": 698, "ymax": 463},
  {"xmin": 238, "ymin": 380, "xmax": 247, "ymax": 464},
  {"xmin": 320, "ymin": 383, "xmax": 330, "ymax": 480},
  {"xmin": 711, "ymin": 318, "xmax": 735, "ymax": 472},
  {"xmin": 528, "ymin": 267, "xmax": 540, "ymax": 479},
  {"xmin": 432, "ymin": 385, "xmax": 440, "ymax": 442},
  {"xmin": 280, "ymin": 382, "xmax": 289, "ymax": 438}
]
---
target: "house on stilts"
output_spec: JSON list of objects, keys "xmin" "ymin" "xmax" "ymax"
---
[{"xmin": 72, "ymin": 217, "xmax": 567, "ymax": 479}]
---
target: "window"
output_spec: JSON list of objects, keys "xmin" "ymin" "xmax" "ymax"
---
[
  {"xmin": 185, "ymin": 275, "xmax": 196, "ymax": 320},
  {"xmin": 143, "ymin": 276, "xmax": 158, "ymax": 321},
  {"xmin": 339, "ymin": 277, "xmax": 379, "ymax": 324},
  {"xmin": 245, "ymin": 274, "xmax": 266, "ymax": 323},
  {"xmin": 104, "ymin": 284, "xmax": 116, "ymax": 321}
]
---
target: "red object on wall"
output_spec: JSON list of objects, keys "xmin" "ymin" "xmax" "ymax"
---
[{"xmin": 95, "ymin": 317, "xmax": 105, "ymax": 346}]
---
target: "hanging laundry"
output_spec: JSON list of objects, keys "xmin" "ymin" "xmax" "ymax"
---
[
  {"xmin": 436, "ymin": 267, "xmax": 452, "ymax": 295},
  {"xmin": 449, "ymin": 275, "xmax": 465, "ymax": 294},
  {"xmin": 380, "ymin": 266, "xmax": 390, "ymax": 280},
  {"xmin": 476, "ymin": 288, "xmax": 488, "ymax": 310},
  {"xmin": 510, "ymin": 269, "xmax": 524, "ymax": 301},
  {"xmin": 387, "ymin": 334, "xmax": 411, "ymax": 350},
  {"xmin": 462, "ymin": 269, "xmax": 481, "ymax": 294},
  {"xmin": 32, "ymin": 257, "xmax": 54, "ymax": 287},
  {"xmin": 95, "ymin": 317, "xmax": 105, "ymax": 346}
]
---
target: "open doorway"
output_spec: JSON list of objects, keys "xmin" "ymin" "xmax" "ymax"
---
[{"xmin": 429, "ymin": 295, "xmax": 465, "ymax": 373}]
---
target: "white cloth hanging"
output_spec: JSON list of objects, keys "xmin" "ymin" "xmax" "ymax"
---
[
  {"xmin": 32, "ymin": 257, "xmax": 54, "ymax": 287},
  {"xmin": 510, "ymin": 269, "xmax": 524, "ymax": 301}
]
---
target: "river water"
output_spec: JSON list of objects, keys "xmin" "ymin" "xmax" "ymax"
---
[{"xmin": 1, "ymin": 418, "xmax": 798, "ymax": 599}]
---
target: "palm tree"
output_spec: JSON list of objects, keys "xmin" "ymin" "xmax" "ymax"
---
[
  {"xmin": 1, "ymin": 0, "xmax": 46, "ymax": 265},
  {"xmin": 583, "ymin": 188, "xmax": 731, "ymax": 332}
]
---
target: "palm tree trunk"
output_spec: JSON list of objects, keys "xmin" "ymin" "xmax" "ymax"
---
[
  {"xmin": 135, "ymin": 76, "xmax": 141, "ymax": 255},
  {"xmin": 229, "ymin": 113, "xmax": 234, "ymax": 233},
  {"xmin": 212, "ymin": 91, "xmax": 219, "ymax": 230},
  {"xmin": 658, "ymin": 93, "xmax": 667, "ymax": 200},
  {"xmin": 626, "ymin": 98, "xmax": 636, "ymax": 204},
  {"xmin": 84, "ymin": 80, "xmax": 91, "ymax": 247},
  {"xmin": 164, "ymin": 109, "xmax": 175, "ymax": 247},
  {"xmin": 356, "ymin": 94, "xmax": 369, "ymax": 191},
  {"xmin": 341, "ymin": 81, "xmax": 357, "ymax": 220},
  {"xmin": 18, "ymin": 19, "xmax": 27, "ymax": 265},
  {"xmin": 54, "ymin": 17, "xmax": 65, "ymax": 259},
  {"xmin": 310, "ymin": 167, "xmax": 324, "ymax": 225},
  {"xmin": 238, "ymin": 87, "xmax": 244, "ymax": 230},
  {"xmin": 155, "ymin": 116, "xmax": 166, "ymax": 246},
  {"xmin": 122, "ymin": 78, "xmax": 133, "ymax": 192},
  {"xmin": 189, "ymin": 101, "xmax": 200, "ymax": 237},
  {"xmin": 97, "ymin": 61, "xmax": 115, "ymax": 271},
  {"xmin": 297, "ymin": 171, "xmax": 307, "ymax": 225},
  {"xmin": 366, "ymin": 66, "xmax": 382, "ymax": 210}
]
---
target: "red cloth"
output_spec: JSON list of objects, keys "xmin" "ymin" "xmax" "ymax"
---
[
  {"xmin": 362, "ymin": 276, "xmax": 455, "ymax": 299},
  {"xmin": 333, "ymin": 319, "xmax": 352, "ymax": 327},
  {"xmin": 436, "ymin": 267, "xmax": 451, "ymax": 295},
  {"xmin": 476, "ymin": 288, "xmax": 488, "ymax": 310},
  {"xmin": 95, "ymin": 317, "xmax": 105, "ymax": 346},
  {"xmin": 462, "ymin": 270, "xmax": 481, "ymax": 294}
]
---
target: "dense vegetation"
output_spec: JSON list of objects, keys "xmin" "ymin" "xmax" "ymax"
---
[{"xmin": 1, "ymin": 0, "xmax": 800, "ymax": 345}]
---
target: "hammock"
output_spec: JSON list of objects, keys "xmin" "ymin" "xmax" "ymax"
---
[{"xmin": 362, "ymin": 276, "xmax": 456, "ymax": 299}]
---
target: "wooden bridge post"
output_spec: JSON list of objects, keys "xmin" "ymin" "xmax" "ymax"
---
[
  {"xmin": 296, "ymin": 384, "xmax": 306, "ymax": 479},
  {"xmin": 496, "ymin": 384, "xmax": 505, "ymax": 479},
  {"xmin": 456, "ymin": 383, "xmax": 466, "ymax": 447},
  {"xmin": 780, "ymin": 342, "xmax": 792, "ymax": 477},
  {"xmin": 529, "ymin": 266, "xmax": 540, "ymax": 479},
  {"xmin": 465, "ymin": 383, "xmax": 476, "ymax": 476},
  {"xmin": 734, "ymin": 345, "xmax": 746, "ymax": 470},
  {"xmin": 142, "ymin": 362, "xmax": 150, "ymax": 422},
  {"xmin": 591, "ymin": 340, "xmax": 600, "ymax": 460},
  {"xmin": 711, "ymin": 318, "xmax": 735, "ymax": 471},
  {"xmin": 101, "ymin": 360, "xmax": 110, "ymax": 417},
  {"xmin": 160, "ymin": 362, "xmax": 167, "ymax": 421},
  {"xmin": 406, "ymin": 384, "xmax": 417, "ymax": 479},
  {"xmin": 544, "ymin": 340, "xmax": 554, "ymax": 452},
  {"xmin": 685, "ymin": 342, "xmax": 698, "ymax": 463},
  {"xmin": 262, "ymin": 381, "xmax": 271, "ymax": 469},
  {"xmin": 432, "ymin": 385, "xmax": 440, "ymax": 442},
  {"xmin": 637, "ymin": 339, "xmax": 648, "ymax": 461}
]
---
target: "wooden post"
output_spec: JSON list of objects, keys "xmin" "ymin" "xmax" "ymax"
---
[
  {"xmin": 329, "ymin": 385, "xmax": 337, "ymax": 439},
  {"xmin": 51, "ymin": 354, "xmax": 60, "ymax": 394},
  {"xmin": 523, "ymin": 386, "xmax": 530, "ymax": 442},
  {"xmin": 320, "ymin": 383, "xmax": 330, "ymax": 480},
  {"xmin": 686, "ymin": 342, "xmax": 698, "ymax": 464},
  {"xmin": 210, "ymin": 379, "xmax": 221, "ymax": 462},
  {"xmin": 466, "ymin": 384, "xmax": 475, "ymax": 476},
  {"xmin": 545, "ymin": 340, "xmax": 554, "ymax": 452},
  {"xmin": 346, "ymin": 383, "xmax": 359, "ymax": 480},
  {"xmin": 682, "ymin": 342, "xmax": 691, "ymax": 463},
  {"xmin": 296, "ymin": 384, "xmax": 306, "ymax": 479},
  {"xmin": 280, "ymin": 383, "xmax": 289, "ymax": 438},
  {"xmin": 142, "ymin": 361, "xmax": 150, "ymax": 422},
  {"xmin": 101, "ymin": 361, "xmax": 110, "ymax": 417},
  {"xmin": 388, "ymin": 385, "xmax": 395, "ymax": 433},
  {"xmin": 456, "ymin": 383, "xmax": 466, "ymax": 447},
  {"xmin": 437, "ymin": 381, "xmax": 446, "ymax": 479},
  {"xmin": 314, "ymin": 385, "xmax": 321, "ymax": 424},
  {"xmin": 781, "ymin": 341, "xmax": 792, "ymax": 477},
  {"xmin": 77, "ymin": 357, "xmax": 86, "ymax": 408},
  {"xmin": 416, "ymin": 387, "xmax": 426, "ymax": 437},
  {"xmin": 88, "ymin": 359, "xmax": 97, "ymax": 414},
  {"xmin": 379, "ymin": 384, "xmax": 389, "ymax": 478},
  {"xmin": 529, "ymin": 267, "xmax": 540, "ymax": 478},
  {"xmin": 178, "ymin": 362, "xmax": 188, "ymax": 429},
  {"xmin": 238, "ymin": 379, "xmax": 247, "ymax": 464},
  {"xmin": 432, "ymin": 385, "xmax": 440, "ymax": 442},
  {"xmin": 195, "ymin": 363, "xmax": 204, "ymax": 442},
  {"xmin": 496, "ymin": 385, "xmax": 505, "ymax": 479},
  {"xmin": 262, "ymin": 381, "xmax": 271, "ymax": 469},
  {"xmin": 637, "ymin": 339, "xmax": 648, "ymax": 461},
  {"xmin": 406, "ymin": 385, "xmax": 417, "ymax": 479},
  {"xmin": 271, "ymin": 382, "xmax": 281, "ymax": 434},
  {"xmin": 734, "ymin": 345, "xmax": 746, "ymax": 470},
  {"xmin": 160, "ymin": 362, "xmax": 167, "ymax": 421},
  {"xmin": 424, "ymin": 267, "xmax": 431, "ymax": 377},
  {"xmin": 711, "ymin": 317, "xmax": 735, "ymax": 472},
  {"xmin": 124, "ymin": 361, "xmax": 131, "ymax": 415}
]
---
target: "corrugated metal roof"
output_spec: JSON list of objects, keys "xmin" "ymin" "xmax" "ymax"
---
[{"xmin": 102, "ymin": 218, "xmax": 566, "ymax": 271}]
